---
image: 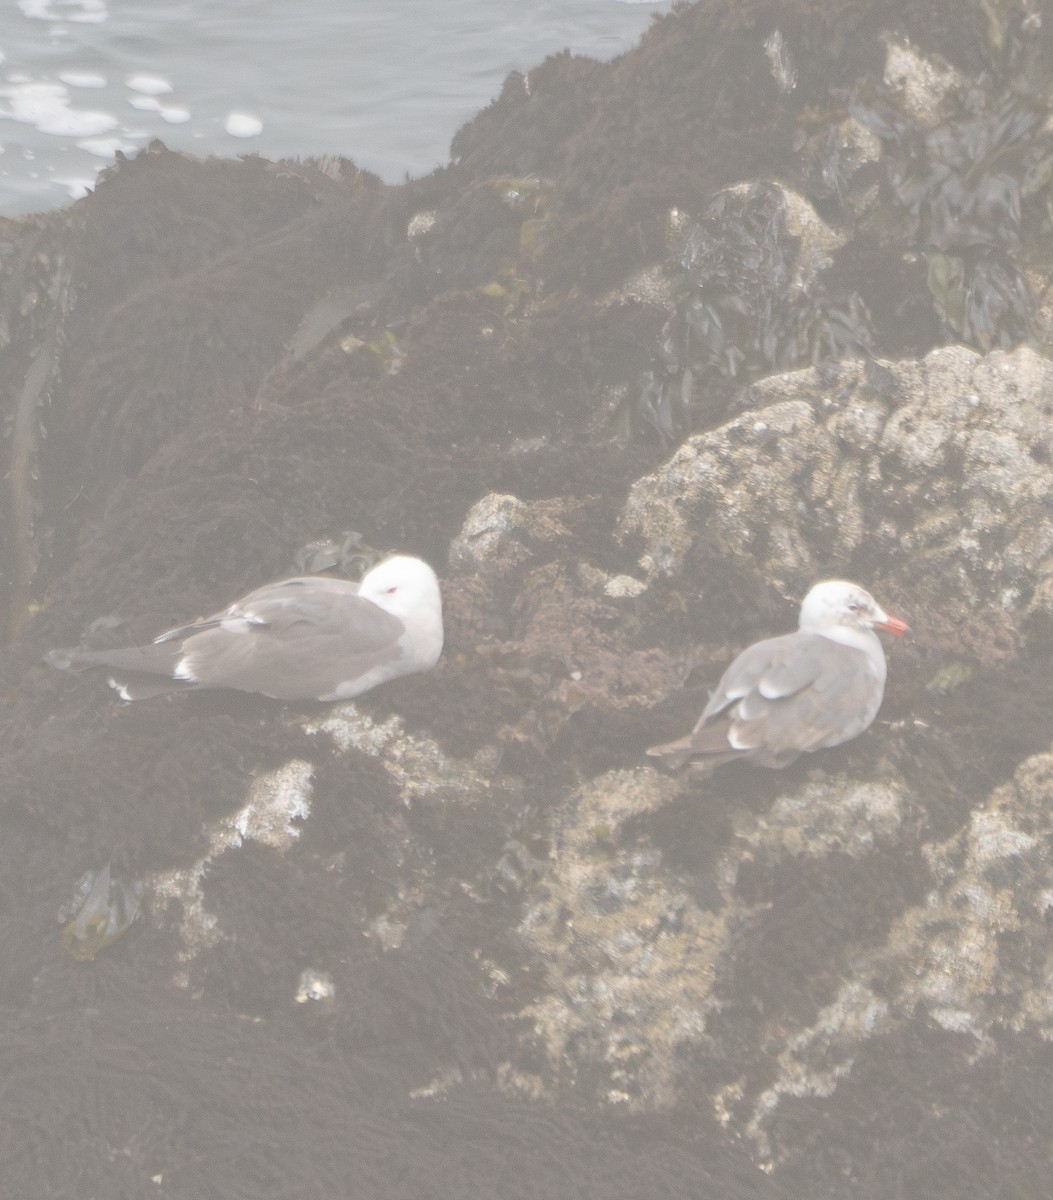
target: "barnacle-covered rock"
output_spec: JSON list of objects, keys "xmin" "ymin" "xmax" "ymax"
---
[
  {"xmin": 620, "ymin": 344, "xmax": 1053, "ymax": 629},
  {"xmin": 737, "ymin": 747, "xmax": 1053, "ymax": 1165},
  {"xmin": 515, "ymin": 768, "xmax": 722, "ymax": 1107},
  {"xmin": 149, "ymin": 760, "xmax": 313, "ymax": 976},
  {"xmin": 513, "ymin": 766, "xmax": 915, "ymax": 1109},
  {"xmin": 881, "ymin": 36, "xmax": 966, "ymax": 125},
  {"xmin": 729, "ymin": 776, "xmax": 909, "ymax": 865},
  {"xmin": 305, "ymin": 704, "xmax": 497, "ymax": 808},
  {"xmin": 295, "ymin": 967, "xmax": 336, "ymax": 1007},
  {"xmin": 447, "ymin": 492, "xmax": 572, "ymax": 577}
]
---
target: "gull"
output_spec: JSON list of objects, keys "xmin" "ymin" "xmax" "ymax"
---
[
  {"xmin": 47, "ymin": 554, "xmax": 443, "ymax": 702},
  {"xmin": 646, "ymin": 580, "xmax": 908, "ymax": 771}
]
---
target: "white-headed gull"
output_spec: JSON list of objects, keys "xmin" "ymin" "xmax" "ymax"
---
[
  {"xmin": 647, "ymin": 580, "xmax": 908, "ymax": 771},
  {"xmin": 47, "ymin": 554, "xmax": 443, "ymax": 702}
]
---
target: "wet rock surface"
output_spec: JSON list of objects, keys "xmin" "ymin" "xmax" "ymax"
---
[{"xmin": 3, "ymin": 1, "xmax": 1053, "ymax": 1197}]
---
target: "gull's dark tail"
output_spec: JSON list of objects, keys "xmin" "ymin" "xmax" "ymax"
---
[
  {"xmin": 45, "ymin": 644, "xmax": 191, "ymax": 701},
  {"xmin": 645, "ymin": 724, "xmax": 751, "ymax": 773}
]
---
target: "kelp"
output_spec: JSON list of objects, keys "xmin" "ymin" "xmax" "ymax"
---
[{"xmin": 851, "ymin": 6, "xmax": 1053, "ymax": 349}]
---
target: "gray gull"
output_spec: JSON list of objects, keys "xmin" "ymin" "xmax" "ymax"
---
[
  {"xmin": 646, "ymin": 579, "xmax": 908, "ymax": 771},
  {"xmin": 47, "ymin": 554, "xmax": 443, "ymax": 702}
]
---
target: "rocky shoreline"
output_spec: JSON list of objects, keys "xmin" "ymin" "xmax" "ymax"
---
[{"xmin": 2, "ymin": 1, "xmax": 1053, "ymax": 1195}]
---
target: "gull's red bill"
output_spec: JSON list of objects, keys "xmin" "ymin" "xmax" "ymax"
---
[{"xmin": 875, "ymin": 613, "xmax": 909, "ymax": 637}]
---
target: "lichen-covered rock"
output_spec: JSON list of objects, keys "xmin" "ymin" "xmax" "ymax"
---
[
  {"xmin": 619, "ymin": 344, "xmax": 1053, "ymax": 638},
  {"xmin": 881, "ymin": 36, "xmax": 966, "ymax": 125},
  {"xmin": 515, "ymin": 768, "xmax": 723, "ymax": 1108},
  {"xmin": 149, "ymin": 759, "xmax": 314, "ymax": 977},
  {"xmin": 736, "ymin": 747, "xmax": 1053, "ymax": 1165},
  {"xmin": 513, "ymin": 765, "xmax": 916, "ymax": 1109},
  {"xmin": 448, "ymin": 493, "xmax": 573, "ymax": 578},
  {"xmin": 729, "ymin": 776, "xmax": 908, "ymax": 866}
]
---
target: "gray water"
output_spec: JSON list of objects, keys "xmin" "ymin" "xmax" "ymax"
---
[{"xmin": 0, "ymin": 0, "xmax": 671, "ymax": 216}]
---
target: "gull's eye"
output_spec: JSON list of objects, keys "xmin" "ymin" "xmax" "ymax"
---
[
  {"xmin": 847, "ymin": 601, "xmax": 861, "ymax": 612},
  {"xmin": 384, "ymin": 586, "xmax": 398, "ymax": 595}
]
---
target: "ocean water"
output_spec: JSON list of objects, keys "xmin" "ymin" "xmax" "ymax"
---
[{"xmin": 0, "ymin": 0, "xmax": 671, "ymax": 216}]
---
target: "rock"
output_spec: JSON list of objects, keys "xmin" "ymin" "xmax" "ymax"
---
[
  {"xmin": 620, "ymin": 345, "xmax": 1053, "ymax": 638},
  {"xmin": 512, "ymin": 764, "xmax": 916, "ymax": 1110},
  {"xmin": 738, "ymin": 747, "xmax": 1053, "ymax": 1165},
  {"xmin": 448, "ymin": 493, "xmax": 572, "ymax": 577},
  {"xmin": 515, "ymin": 768, "xmax": 722, "ymax": 1108},
  {"xmin": 882, "ymin": 36, "xmax": 966, "ymax": 126},
  {"xmin": 4, "ymin": 0, "xmax": 1053, "ymax": 1195},
  {"xmin": 730, "ymin": 776, "xmax": 908, "ymax": 865}
]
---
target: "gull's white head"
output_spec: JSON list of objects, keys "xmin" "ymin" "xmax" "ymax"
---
[
  {"xmin": 359, "ymin": 555, "xmax": 443, "ymax": 623},
  {"xmin": 798, "ymin": 580, "xmax": 909, "ymax": 639}
]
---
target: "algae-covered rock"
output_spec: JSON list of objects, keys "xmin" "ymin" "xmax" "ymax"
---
[
  {"xmin": 736, "ymin": 747, "xmax": 1053, "ymax": 1165},
  {"xmin": 512, "ymin": 765, "xmax": 917, "ymax": 1109},
  {"xmin": 5, "ymin": 2, "xmax": 1053, "ymax": 1197},
  {"xmin": 516, "ymin": 768, "xmax": 724, "ymax": 1108}
]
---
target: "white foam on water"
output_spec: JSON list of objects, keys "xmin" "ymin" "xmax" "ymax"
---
[
  {"xmin": 19, "ymin": 0, "xmax": 108, "ymax": 22},
  {"xmin": 224, "ymin": 111, "xmax": 262, "ymax": 138},
  {"xmin": 60, "ymin": 71, "xmax": 107, "ymax": 88},
  {"xmin": 76, "ymin": 133, "xmax": 137, "ymax": 157},
  {"xmin": 127, "ymin": 95, "xmax": 189, "ymax": 123},
  {"xmin": 0, "ymin": 79, "xmax": 118, "ymax": 136},
  {"xmin": 126, "ymin": 73, "xmax": 172, "ymax": 95},
  {"xmin": 0, "ymin": 0, "xmax": 675, "ymax": 215}
]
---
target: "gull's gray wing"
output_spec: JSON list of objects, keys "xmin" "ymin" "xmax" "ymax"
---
[
  {"xmin": 177, "ymin": 581, "xmax": 404, "ymax": 700},
  {"xmin": 698, "ymin": 633, "xmax": 823, "ymax": 720},
  {"xmin": 153, "ymin": 576, "xmax": 361, "ymax": 643},
  {"xmin": 649, "ymin": 632, "xmax": 882, "ymax": 769},
  {"xmin": 49, "ymin": 577, "xmax": 406, "ymax": 702}
]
